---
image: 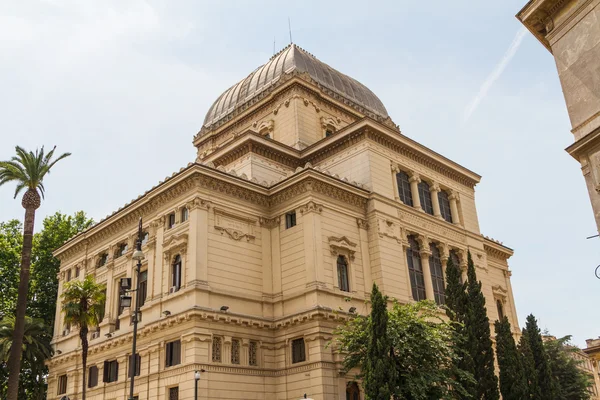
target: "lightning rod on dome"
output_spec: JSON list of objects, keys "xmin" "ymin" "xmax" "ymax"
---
[
  {"xmin": 288, "ymin": 17, "xmax": 293, "ymax": 44},
  {"xmin": 273, "ymin": 37, "xmax": 276, "ymax": 55}
]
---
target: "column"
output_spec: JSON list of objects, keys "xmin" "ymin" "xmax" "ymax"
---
[
  {"xmin": 391, "ymin": 164, "xmax": 400, "ymax": 201},
  {"xmin": 449, "ymin": 191, "xmax": 461, "ymax": 225},
  {"xmin": 430, "ymin": 184, "xmax": 442, "ymax": 219},
  {"xmin": 357, "ymin": 218, "xmax": 372, "ymax": 294},
  {"xmin": 418, "ymin": 238, "xmax": 435, "ymax": 301},
  {"xmin": 409, "ymin": 172, "xmax": 422, "ymax": 210},
  {"xmin": 440, "ymin": 244, "xmax": 449, "ymax": 276}
]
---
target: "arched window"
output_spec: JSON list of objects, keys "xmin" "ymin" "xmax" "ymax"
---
[
  {"xmin": 396, "ymin": 171, "xmax": 413, "ymax": 206},
  {"xmin": 418, "ymin": 180, "xmax": 434, "ymax": 215},
  {"xmin": 438, "ymin": 190, "xmax": 452, "ymax": 223},
  {"xmin": 337, "ymin": 255, "xmax": 350, "ymax": 292},
  {"xmin": 449, "ymin": 249, "xmax": 463, "ymax": 284},
  {"xmin": 496, "ymin": 300, "xmax": 504, "ymax": 320},
  {"xmin": 406, "ymin": 236, "xmax": 426, "ymax": 301},
  {"xmin": 171, "ymin": 255, "xmax": 182, "ymax": 292},
  {"xmin": 429, "ymin": 243, "xmax": 445, "ymax": 305},
  {"xmin": 346, "ymin": 382, "xmax": 360, "ymax": 400}
]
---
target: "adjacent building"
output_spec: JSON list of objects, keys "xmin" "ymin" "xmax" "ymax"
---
[
  {"xmin": 517, "ymin": 0, "xmax": 600, "ymax": 230},
  {"xmin": 46, "ymin": 44, "xmax": 518, "ymax": 400},
  {"xmin": 585, "ymin": 337, "xmax": 600, "ymax": 398}
]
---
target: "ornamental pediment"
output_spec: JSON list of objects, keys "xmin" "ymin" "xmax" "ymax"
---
[{"xmin": 328, "ymin": 235, "xmax": 357, "ymax": 260}]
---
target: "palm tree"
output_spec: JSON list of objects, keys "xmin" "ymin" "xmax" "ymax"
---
[
  {"xmin": 0, "ymin": 316, "xmax": 53, "ymax": 399},
  {"xmin": 0, "ymin": 145, "xmax": 70, "ymax": 400},
  {"xmin": 61, "ymin": 275, "xmax": 105, "ymax": 400}
]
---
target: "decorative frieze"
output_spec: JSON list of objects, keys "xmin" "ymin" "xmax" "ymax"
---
[
  {"xmin": 397, "ymin": 208, "xmax": 466, "ymax": 244},
  {"xmin": 214, "ymin": 209, "xmax": 256, "ymax": 242}
]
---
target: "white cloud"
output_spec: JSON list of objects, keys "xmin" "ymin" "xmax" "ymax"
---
[{"xmin": 463, "ymin": 27, "xmax": 528, "ymax": 123}]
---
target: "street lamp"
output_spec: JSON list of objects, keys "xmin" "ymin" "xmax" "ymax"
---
[
  {"xmin": 194, "ymin": 369, "xmax": 205, "ymax": 400},
  {"xmin": 127, "ymin": 218, "xmax": 144, "ymax": 400}
]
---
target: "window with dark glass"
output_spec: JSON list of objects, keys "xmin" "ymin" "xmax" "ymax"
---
[
  {"xmin": 231, "ymin": 339, "xmax": 240, "ymax": 364},
  {"xmin": 292, "ymin": 338, "xmax": 306, "ymax": 364},
  {"xmin": 66, "ymin": 269, "xmax": 72, "ymax": 282},
  {"xmin": 496, "ymin": 300, "xmax": 504, "ymax": 320},
  {"xmin": 168, "ymin": 213, "xmax": 176, "ymax": 229},
  {"xmin": 396, "ymin": 171, "xmax": 413, "ymax": 206},
  {"xmin": 249, "ymin": 341, "xmax": 258, "ymax": 366},
  {"xmin": 418, "ymin": 180, "xmax": 434, "ymax": 215},
  {"xmin": 438, "ymin": 190, "xmax": 452, "ymax": 223},
  {"xmin": 129, "ymin": 353, "xmax": 141, "ymax": 377},
  {"xmin": 172, "ymin": 256, "xmax": 182, "ymax": 292},
  {"xmin": 103, "ymin": 360, "xmax": 119, "ymax": 383},
  {"xmin": 285, "ymin": 211, "xmax": 296, "ymax": 229},
  {"xmin": 98, "ymin": 252, "xmax": 108, "ymax": 267},
  {"xmin": 181, "ymin": 207, "xmax": 189, "ymax": 222},
  {"xmin": 346, "ymin": 382, "xmax": 360, "ymax": 400},
  {"xmin": 429, "ymin": 243, "xmax": 445, "ymax": 305},
  {"xmin": 212, "ymin": 337, "xmax": 222, "ymax": 362},
  {"xmin": 337, "ymin": 255, "xmax": 350, "ymax": 292},
  {"xmin": 88, "ymin": 365, "xmax": 98, "ymax": 388},
  {"xmin": 75, "ymin": 266, "xmax": 80, "ymax": 277},
  {"xmin": 406, "ymin": 236, "xmax": 426, "ymax": 301},
  {"xmin": 169, "ymin": 387, "xmax": 179, "ymax": 400},
  {"xmin": 58, "ymin": 374, "xmax": 67, "ymax": 394},
  {"xmin": 137, "ymin": 270, "xmax": 148, "ymax": 307},
  {"xmin": 165, "ymin": 340, "xmax": 181, "ymax": 367},
  {"xmin": 449, "ymin": 250, "xmax": 463, "ymax": 284},
  {"xmin": 116, "ymin": 242, "xmax": 128, "ymax": 258},
  {"xmin": 325, "ymin": 127, "xmax": 335, "ymax": 137}
]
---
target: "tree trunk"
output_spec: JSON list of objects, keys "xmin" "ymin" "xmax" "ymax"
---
[
  {"xmin": 80, "ymin": 326, "xmax": 88, "ymax": 400},
  {"xmin": 6, "ymin": 205, "xmax": 36, "ymax": 400}
]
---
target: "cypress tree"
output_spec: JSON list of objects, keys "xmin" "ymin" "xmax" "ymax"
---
[
  {"xmin": 363, "ymin": 283, "xmax": 395, "ymax": 400},
  {"xmin": 465, "ymin": 251, "xmax": 500, "ymax": 400},
  {"xmin": 494, "ymin": 317, "xmax": 528, "ymax": 400},
  {"xmin": 518, "ymin": 328, "xmax": 542, "ymax": 400},
  {"xmin": 445, "ymin": 253, "xmax": 476, "ymax": 397},
  {"xmin": 525, "ymin": 314, "xmax": 557, "ymax": 399}
]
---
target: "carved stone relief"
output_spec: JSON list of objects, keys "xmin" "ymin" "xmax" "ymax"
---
[{"xmin": 214, "ymin": 209, "xmax": 256, "ymax": 242}]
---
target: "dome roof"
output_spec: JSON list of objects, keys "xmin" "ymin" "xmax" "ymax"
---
[{"xmin": 203, "ymin": 44, "xmax": 388, "ymax": 128}]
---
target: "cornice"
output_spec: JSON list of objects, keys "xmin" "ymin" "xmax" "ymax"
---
[{"xmin": 483, "ymin": 240, "xmax": 514, "ymax": 261}]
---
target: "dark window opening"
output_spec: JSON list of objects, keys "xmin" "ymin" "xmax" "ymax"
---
[
  {"xmin": 418, "ymin": 180, "xmax": 434, "ymax": 215},
  {"xmin": 88, "ymin": 366, "xmax": 98, "ymax": 388},
  {"xmin": 166, "ymin": 340, "xmax": 181, "ymax": 367},
  {"xmin": 406, "ymin": 236, "xmax": 426, "ymax": 301},
  {"xmin": 396, "ymin": 171, "xmax": 413, "ymax": 206},
  {"xmin": 292, "ymin": 338, "xmax": 306, "ymax": 364},
  {"xmin": 337, "ymin": 255, "xmax": 350, "ymax": 292},
  {"xmin": 169, "ymin": 387, "xmax": 179, "ymax": 400},
  {"xmin": 58, "ymin": 374, "xmax": 67, "ymax": 394},
  {"xmin": 346, "ymin": 382, "xmax": 360, "ymax": 400},
  {"xmin": 429, "ymin": 243, "xmax": 445, "ymax": 305},
  {"xmin": 438, "ymin": 190, "xmax": 452, "ymax": 223},
  {"xmin": 497, "ymin": 300, "xmax": 504, "ymax": 320},
  {"xmin": 181, "ymin": 207, "xmax": 189, "ymax": 222},
  {"xmin": 98, "ymin": 253, "xmax": 108, "ymax": 267},
  {"xmin": 129, "ymin": 353, "xmax": 141, "ymax": 377},
  {"xmin": 171, "ymin": 256, "xmax": 182, "ymax": 292},
  {"xmin": 116, "ymin": 242, "xmax": 128, "ymax": 258},
  {"xmin": 138, "ymin": 270, "xmax": 148, "ymax": 307},
  {"xmin": 66, "ymin": 269, "xmax": 71, "ymax": 282},
  {"xmin": 285, "ymin": 211, "xmax": 296, "ymax": 229},
  {"xmin": 103, "ymin": 360, "xmax": 119, "ymax": 383},
  {"xmin": 168, "ymin": 213, "xmax": 176, "ymax": 229},
  {"xmin": 141, "ymin": 231, "xmax": 149, "ymax": 245}
]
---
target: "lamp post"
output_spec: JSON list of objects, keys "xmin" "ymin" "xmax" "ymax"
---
[
  {"xmin": 194, "ymin": 370, "xmax": 200, "ymax": 400},
  {"xmin": 127, "ymin": 218, "xmax": 144, "ymax": 400}
]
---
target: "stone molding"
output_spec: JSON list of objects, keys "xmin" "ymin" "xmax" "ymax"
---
[{"xmin": 328, "ymin": 236, "xmax": 357, "ymax": 260}]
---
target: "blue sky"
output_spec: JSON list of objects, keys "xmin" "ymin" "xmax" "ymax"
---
[{"xmin": 0, "ymin": 1, "xmax": 597, "ymax": 346}]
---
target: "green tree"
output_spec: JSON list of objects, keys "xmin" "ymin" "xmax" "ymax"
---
[
  {"xmin": 444, "ymin": 253, "xmax": 476, "ymax": 398},
  {"xmin": 0, "ymin": 145, "xmax": 70, "ymax": 400},
  {"xmin": 465, "ymin": 251, "xmax": 499, "ymax": 400},
  {"xmin": 544, "ymin": 336, "xmax": 592, "ymax": 400},
  {"xmin": 336, "ymin": 284, "xmax": 474, "ymax": 399},
  {"xmin": 0, "ymin": 220, "xmax": 22, "ymax": 317},
  {"xmin": 0, "ymin": 316, "xmax": 52, "ymax": 400},
  {"xmin": 363, "ymin": 283, "xmax": 395, "ymax": 400},
  {"xmin": 525, "ymin": 314, "xmax": 557, "ymax": 399},
  {"xmin": 519, "ymin": 329, "xmax": 542, "ymax": 399},
  {"xmin": 61, "ymin": 275, "xmax": 105, "ymax": 400},
  {"xmin": 494, "ymin": 317, "xmax": 528, "ymax": 400},
  {"xmin": 29, "ymin": 211, "xmax": 94, "ymax": 329}
]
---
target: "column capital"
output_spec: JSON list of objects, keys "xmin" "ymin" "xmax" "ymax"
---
[
  {"xmin": 429, "ymin": 183, "xmax": 441, "ymax": 193},
  {"xmin": 391, "ymin": 163, "xmax": 400, "ymax": 173},
  {"xmin": 448, "ymin": 190, "xmax": 459, "ymax": 201},
  {"xmin": 408, "ymin": 172, "xmax": 421, "ymax": 184},
  {"xmin": 419, "ymin": 250, "xmax": 432, "ymax": 259}
]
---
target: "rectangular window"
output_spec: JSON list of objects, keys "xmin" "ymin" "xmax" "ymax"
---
[
  {"xmin": 285, "ymin": 211, "xmax": 296, "ymax": 229},
  {"xmin": 75, "ymin": 266, "xmax": 80, "ymax": 277},
  {"xmin": 165, "ymin": 340, "xmax": 181, "ymax": 367},
  {"xmin": 337, "ymin": 255, "xmax": 350, "ymax": 292},
  {"xmin": 138, "ymin": 270, "xmax": 148, "ymax": 307},
  {"xmin": 98, "ymin": 253, "xmax": 108, "ymax": 267},
  {"xmin": 396, "ymin": 171, "xmax": 413, "ymax": 206},
  {"xmin": 429, "ymin": 244, "xmax": 445, "ymax": 305},
  {"xmin": 168, "ymin": 213, "xmax": 176, "ymax": 229},
  {"xmin": 103, "ymin": 360, "xmax": 119, "ymax": 383},
  {"xmin": 66, "ymin": 269, "xmax": 72, "ymax": 282},
  {"xmin": 407, "ymin": 236, "xmax": 426, "ymax": 301},
  {"xmin": 129, "ymin": 353, "xmax": 141, "ymax": 377},
  {"xmin": 88, "ymin": 365, "xmax": 98, "ymax": 388},
  {"xmin": 291, "ymin": 338, "xmax": 306, "ymax": 364},
  {"xmin": 231, "ymin": 339, "xmax": 240, "ymax": 364},
  {"xmin": 141, "ymin": 231, "xmax": 149, "ymax": 245},
  {"xmin": 57, "ymin": 374, "xmax": 67, "ymax": 394},
  {"xmin": 212, "ymin": 337, "xmax": 222, "ymax": 362},
  {"xmin": 181, "ymin": 207, "xmax": 189, "ymax": 222},
  {"xmin": 172, "ymin": 256, "xmax": 182, "ymax": 292},
  {"xmin": 249, "ymin": 341, "xmax": 258, "ymax": 366},
  {"xmin": 418, "ymin": 181, "xmax": 434, "ymax": 215},
  {"xmin": 169, "ymin": 387, "xmax": 179, "ymax": 400},
  {"xmin": 438, "ymin": 190, "xmax": 452, "ymax": 223}
]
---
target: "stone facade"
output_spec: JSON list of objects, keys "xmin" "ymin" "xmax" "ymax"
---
[
  {"xmin": 585, "ymin": 338, "xmax": 600, "ymax": 399},
  {"xmin": 517, "ymin": 0, "xmax": 600, "ymax": 231},
  {"xmin": 46, "ymin": 45, "xmax": 518, "ymax": 400}
]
